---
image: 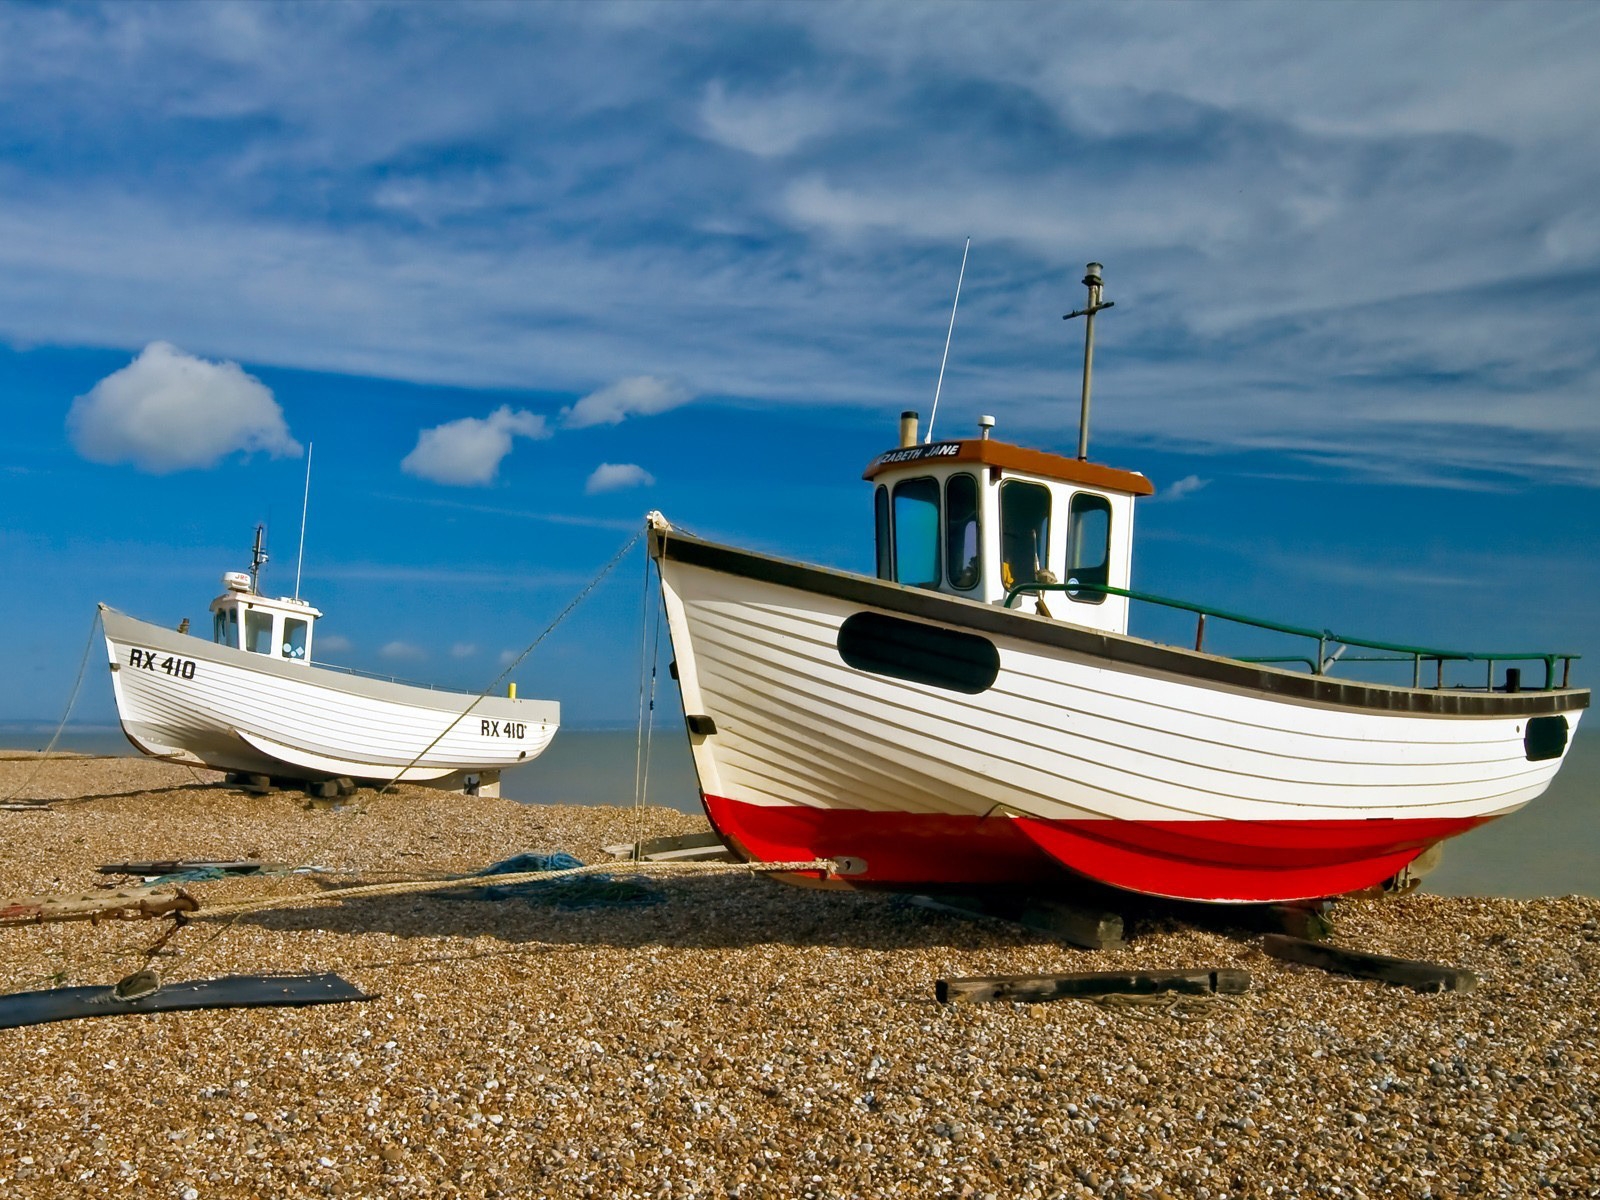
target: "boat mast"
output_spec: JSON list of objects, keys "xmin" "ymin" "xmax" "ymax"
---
[
  {"xmin": 1064, "ymin": 262, "xmax": 1115, "ymax": 461},
  {"xmin": 249, "ymin": 524, "xmax": 268, "ymax": 595},
  {"xmin": 294, "ymin": 442, "xmax": 313, "ymax": 601}
]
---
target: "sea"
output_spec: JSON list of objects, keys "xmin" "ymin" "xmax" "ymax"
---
[{"xmin": 3, "ymin": 722, "xmax": 1593, "ymax": 900}]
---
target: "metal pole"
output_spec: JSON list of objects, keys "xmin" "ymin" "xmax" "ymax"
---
[
  {"xmin": 1078, "ymin": 287, "xmax": 1099, "ymax": 460},
  {"xmin": 1064, "ymin": 263, "xmax": 1114, "ymax": 461}
]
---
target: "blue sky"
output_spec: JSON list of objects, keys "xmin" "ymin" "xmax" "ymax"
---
[{"xmin": 2, "ymin": 1, "xmax": 1597, "ymax": 728}]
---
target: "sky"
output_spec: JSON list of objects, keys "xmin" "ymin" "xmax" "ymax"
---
[{"xmin": 2, "ymin": 0, "xmax": 1598, "ymax": 731}]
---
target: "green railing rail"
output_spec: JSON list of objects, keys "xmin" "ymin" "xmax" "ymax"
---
[{"xmin": 1003, "ymin": 580, "xmax": 1579, "ymax": 691}]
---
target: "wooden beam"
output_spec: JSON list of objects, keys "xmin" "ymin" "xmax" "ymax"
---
[
  {"xmin": 1261, "ymin": 933, "xmax": 1477, "ymax": 993},
  {"xmin": 937, "ymin": 967, "xmax": 1250, "ymax": 1005}
]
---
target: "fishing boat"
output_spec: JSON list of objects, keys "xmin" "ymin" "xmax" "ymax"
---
[
  {"xmin": 100, "ymin": 529, "xmax": 558, "ymax": 795},
  {"xmin": 647, "ymin": 264, "xmax": 1588, "ymax": 903}
]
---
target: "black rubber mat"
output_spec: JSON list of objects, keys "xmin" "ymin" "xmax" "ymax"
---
[{"xmin": 0, "ymin": 973, "xmax": 372, "ymax": 1029}]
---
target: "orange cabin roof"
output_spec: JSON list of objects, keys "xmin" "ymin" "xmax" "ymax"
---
[{"xmin": 862, "ymin": 438, "xmax": 1155, "ymax": 497}]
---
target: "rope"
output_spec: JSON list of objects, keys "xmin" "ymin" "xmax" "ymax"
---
[
  {"xmin": 630, "ymin": 549, "xmax": 666, "ymax": 858},
  {"xmin": 375, "ymin": 529, "xmax": 642, "ymax": 793},
  {"xmin": 197, "ymin": 857, "xmax": 836, "ymax": 920},
  {"xmin": 2, "ymin": 609, "xmax": 102, "ymax": 805}
]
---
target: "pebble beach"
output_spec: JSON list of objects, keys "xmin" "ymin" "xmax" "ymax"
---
[{"xmin": 1, "ymin": 754, "xmax": 1597, "ymax": 1200}]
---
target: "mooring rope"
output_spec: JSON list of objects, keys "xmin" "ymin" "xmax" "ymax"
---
[
  {"xmin": 196, "ymin": 857, "xmax": 836, "ymax": 920},
  {"xmin": 630, "ymin": 546, "xmax": 666, "ymax": 859},
  {"xmin": 2, "ymin": 609, "xmax": 102, "ymax": 805},
  {"xmin": 375, "ymin": 528, "xmax": 642, "ymax": 794}
]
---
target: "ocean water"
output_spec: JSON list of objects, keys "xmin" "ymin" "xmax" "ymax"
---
[{"xmin": 4, "ymin": 722, "xmax": 1592, "ymax": 899}]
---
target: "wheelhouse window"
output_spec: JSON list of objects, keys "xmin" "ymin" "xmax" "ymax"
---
[
  {"xmin": 945, "ymin": 473, "xmax": 981, "ymax": 591},
  {"xmin": 243, "ymin": 608, "xmax": 274, "ymax": 655},
  {"xmin": 214, "ymin": 608, "xmax": 239, "ymax": 649},
  {"xmin": 892, "ymin": 476, "xmax": 941, "ymax": 588},
  {"xmin": 1067, "ymin": 492, "xmax": 1112, "ymax": 604},
  {"xmin": 1000, "ymin": 481, "xmax": 1051, "ymax": 592},
  {"xmin": 283, "ymin": 617, "xmax": 309, "ymax": 660},
  {"xmin": 874, "ymin": 485, "xmax": 893, "ymax": 581}
]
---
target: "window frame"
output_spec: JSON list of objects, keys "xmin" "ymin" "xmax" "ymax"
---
[
  {"xmin": 944, "ymin": 472, "xmax": 982, "ymax": 592},
  {"xmin": 1065, "ymin": 491, "xmax": 1113, "ymax": 605},
  {"xmin": 999, "ymin": 479, "xmax": 1052, "ymax": 592},
  {"xmin": 890, "ymin": 475, "xmax": 943, "ymax": 589},
  {"xmin": 874, "ymin": 485, "xmax": 893, "ymax": 581}
]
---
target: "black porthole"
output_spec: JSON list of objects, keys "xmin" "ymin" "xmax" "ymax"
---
[
  {"xmin": 1524, "ymin": 716, "xmax": 1569, "ymax": 762},
  {"xmin": 837, "ymin": 612, "xmax": 1000, "ymax": 695}
]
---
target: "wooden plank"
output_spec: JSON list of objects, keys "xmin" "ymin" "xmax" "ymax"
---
[
  {"xmin": 937, "ymin": 967, "xmax": 1251, "ymax": 1005},
  {"xmin": 1261, "ymin": 933, "xmax": 1477, "ymax": 993},
  {"xmin": 98, "ymin": 860, "xmax": 279, "ymax": 877},
  {"xmin": 603, "ymin": 831, "xmax": 736, "ymax": 864}
]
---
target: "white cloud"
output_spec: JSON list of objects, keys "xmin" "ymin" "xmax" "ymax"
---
[
  {"xmin": 316, "ymin": 633, "xmax": 353, "ymax": 655},
  {"xmin": 379, "ymin": 640, "xmax": 427, "ymax": 661},
  {"xmin": 561, "ymin": 376, "xmax": 690, "ymax": 429},
  {"xmin": 1153, "ymin": 474, "xmax": 1209, "ymax": 503},
  {"xmin": 699, "ymin": 79, "xmax": 843, "ymax": 158},
  {"xmin": 450, "ymin": 642, "xmax": 478, "ymax": 658},
  {"xmin": 584, "ymin": 462, "xmax": 655, "ymax": 495},
  {"xmin": 66, "ymin": 341, "xmax": 300, "ymax": 473},
  {"xmin": 401, "ymin": 405, "xmax": 550, "ymax": 486},
  {"xmin": 497, "ymin": 648, "xmax": 519, "ymax": 667}
]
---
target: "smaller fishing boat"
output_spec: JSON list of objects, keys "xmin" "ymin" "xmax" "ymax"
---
[{"xmin": 101, "ymin": 528, "xmax": 558, "ymax": 794}]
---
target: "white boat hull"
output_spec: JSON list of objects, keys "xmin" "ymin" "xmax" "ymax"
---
[
  {"xmin": 650, "ymin": 527, "xmax": 1587, "ymax": 902},
  {"xmin": 101, "ymin": 606, "xmax": 558, "ymax": 788}
]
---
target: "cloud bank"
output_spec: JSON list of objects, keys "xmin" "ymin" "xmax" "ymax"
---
[
  {"xmin": 585, "ymin": 462, "xmax": 656, "ymax": 495},
  {"xmin": 10, "ymin": 6, "xmax": 1600, "ymax": 487},
  {"xmin": 401, "ymin": 405, "xmax": 550, "ymax": 486},
  {"xmin": 67, "ymin": 342, "xmax": 300, "ymax": 473}
]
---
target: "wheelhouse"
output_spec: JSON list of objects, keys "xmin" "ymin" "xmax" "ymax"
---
[
  {"xmin": 863, "ymin": 413, "xmax": 1154, "ymax": 635},
  {"xmin": 208, "ymin": 572, "xmax": 322, "ymax": 665}
]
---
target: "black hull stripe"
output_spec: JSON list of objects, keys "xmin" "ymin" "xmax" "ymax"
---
[{"xmin": 651, "ymin": 529, "xmax": 1590, "ymax": 720}]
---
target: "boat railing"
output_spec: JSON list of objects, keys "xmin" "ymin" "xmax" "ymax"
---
[
  {"xmin": 1003, "ymin": 581, "xmax": 1579, "ymax": 692},
  {"xmin": 307, "ymin": 659, "xmax": 462, "ymax": 693}
]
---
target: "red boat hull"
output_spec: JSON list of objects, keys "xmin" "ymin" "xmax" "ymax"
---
[{"xmin": 701, "ymin": 793, "xmax": 1493, "ymax": 903}]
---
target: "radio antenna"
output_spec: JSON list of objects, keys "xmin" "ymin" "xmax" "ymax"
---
[
  {"xmin": 924, "ymin": 237, "xmax": 970, "ymax": 444},
  {"xmin": 294, "ymin": 443, "xmax": 312, "ymax": 601}
]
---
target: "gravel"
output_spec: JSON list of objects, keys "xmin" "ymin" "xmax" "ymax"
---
[{"xmin": 1, "ymin": 754, "xmax": 1597, "ymax": 1199}]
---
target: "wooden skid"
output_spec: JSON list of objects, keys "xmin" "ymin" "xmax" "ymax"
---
[
  {"xmin": 937, "ymin": 967, "xmax": 1251, "ymax": 1005},
  {"xmin": 0, "ymin": 888, "xmax": 197, "ymax": 927},
  {"xmin": 1262, "ymin": 933, "xmax": 1478, "ymax": 992}
]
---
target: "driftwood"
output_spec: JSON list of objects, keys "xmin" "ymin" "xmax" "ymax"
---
[
  {"xmin": 937, "ymin": 967, "xmax": 1251, "ymax": 1005},
  {"xmin": 1261, "ymin": 933, "xmax": 1477, "ymax": 993},
  {"xmin": 0, "ymin": 888, "xmax": 198, "ymax": 927}
]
